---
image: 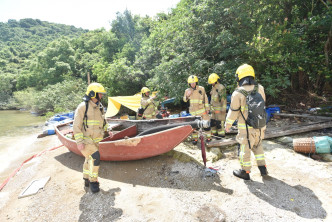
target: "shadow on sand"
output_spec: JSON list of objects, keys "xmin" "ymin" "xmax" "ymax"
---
[
  {"xmin": 79, "ymin": 187, "xmax": 123, "ymax": 222},
  {"xmin": 245, "ymin": 176, "xmax": 327, "ymax": 219},
  {"xmin": 55, "ymin": 150, "xmax": 233, "ymax": 194}
]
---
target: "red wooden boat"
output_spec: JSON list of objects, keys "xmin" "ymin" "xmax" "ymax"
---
[{"xmin": 55, "ymin": 119, "xmax": 194, "ymax": 161}]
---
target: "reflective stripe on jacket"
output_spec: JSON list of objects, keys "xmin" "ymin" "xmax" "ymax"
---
[
  {"xmin": 73, "ymin": 100, "xmax": 108, "ymax": 145},
  {"xmin": 141, "ymin": 96, "xmax": 158, "ymax": 119},
  {"xmin": 183, "ymin": 85, "xmax": 210, "ymax": 116},
  {"xmin": 210, "ymin": 83, "xmax": 227, "ymax": 112},
  {"xmin": 225, "ymin": 84, "xmax": 266, "ymax": 139}
]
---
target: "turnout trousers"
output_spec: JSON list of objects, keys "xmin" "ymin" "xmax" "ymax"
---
[
  {"xmin": 80, "ymin": 143, "xmax": 100, "ymax": 182},
  {"xmin": 237, "ymin": 129, "xmax": 266, "ymax": 172},
  {"xmin": 211, "ymin": 111, "xmax": 226, "ymax": 136}
]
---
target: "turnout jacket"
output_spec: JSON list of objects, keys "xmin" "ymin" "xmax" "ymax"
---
[
  {"xmin": 141, "ymin": 95, "xmax": 158, "ymax": 119},
  {"xmin": 183, "ymin": 85, "xmax": 210, "ymax": 116},
  {"xmin": 225, "ymin": 84, "xmax": 266, "ymax": 144},
  {"xmin": 210, "ymin": 83, "xmax": 227, "ymax": 113},
  {"xmin": 73, "ymin": 100, "xmax": 108, "ymax": 145}
]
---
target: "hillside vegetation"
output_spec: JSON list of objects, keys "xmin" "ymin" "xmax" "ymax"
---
[{"xmin": 0, "ymin": 0, "xmax": 331, "ymax": 114}]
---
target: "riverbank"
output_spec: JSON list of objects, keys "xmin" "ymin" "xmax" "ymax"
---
[
  {"xmin": 0, "ymin": 110, "xmax": 46, "ymax": 184},
  {"xmin": 0, "ymin": 133, "xmax": 331, "ymax": 221}
]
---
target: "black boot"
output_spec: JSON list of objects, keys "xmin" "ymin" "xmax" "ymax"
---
[
  {"xmin": 233, "ymin": 169, "xmax": 250, "ymax": 180},
  {"xmin": 258, "ymin": 165, "xmax": 268, "ymax": 176},
  {"xmin": 84, "ymin": 178, "xmax": 89, "ymax": 188},
  {"xmin": 192, "ymin": 140, "xmax": 198, "ymax": 145},
  {"xmin": 90, "ymin": 181, "xmax": 100, "ymax": 193}
]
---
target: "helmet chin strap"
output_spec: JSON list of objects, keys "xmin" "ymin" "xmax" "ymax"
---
[
  {"xmin": 90, "ymin": 93, "xmax": 100, "ymax": 104},
  {"xmin": 95, "ymin": 93, "xmax": 101, "ymax": 103}
]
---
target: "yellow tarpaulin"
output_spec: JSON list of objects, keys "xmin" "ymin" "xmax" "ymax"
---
[{"xmin": 106, "ymin": 92, "xmax": 157, "ymax": 117}]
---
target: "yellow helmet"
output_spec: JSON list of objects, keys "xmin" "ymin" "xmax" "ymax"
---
[
  {"xmin": 141, "ymin": 87, "xmax": 150, "ymax": 94},
  {"xmin": 86, "ymin": 83, "xmax": 106, "ymax": 98},
  {"xmin": 187, "ymin": 75, "xmax": 198, "ymax": 84},
  {"xmin": 208, "ymin": 73, "xmax": 220, "ymax": 84},
  {"xmin": 236, "ymin": 64, "xmax": 255, "ymax": 81}
]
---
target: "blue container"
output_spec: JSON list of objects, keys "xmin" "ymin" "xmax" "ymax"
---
[
  {"xmin": 169, "ymin": 114, "xmax": 180, "ymax": 118},
  {"xmin": 180, "ymin": 111, "xmax": 191, "ymax": 117},
  {"xmin": 68, "ymin": 112, "xmax": 74, "ymax": 119},
  {"xmin": 51, "ymin": 116, "xmax": 61, "ymax": 121},
  {"xmin": 266, "ymin": 106, "xmax": 281, "ymax": 122},
  {"xmin": 227, "ymin": 95, "xmax": 231, "ymax": 103},
  {"xmin": 50, "ymin": 112, "xmax": 74, "ymax": 122},
  {"xmin": 314, "ymin": 136, "xmax": 332, "ymax": 153},
  {"xmin": 47, "ymin": 129, "xmax": 55, "ymax": 135}
]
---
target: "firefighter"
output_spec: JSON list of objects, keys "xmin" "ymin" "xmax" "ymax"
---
[
  {"xmin": 225, "ymin": 64, "xmax": 267, "ymax": 180},
  {"xmin": 183, "ymin": 75, "xmax": 211, "ymax": 145},
  {"xmin": 73, "ymin": 83, "xmax": 113, "ymax": 193},
  {"xmin": 208, "ymin": 73, "xmax": 227, "ymax": 139},
  {"xmin": 140, "ymin": 87, "xmax": 158, "ymax": 120}
]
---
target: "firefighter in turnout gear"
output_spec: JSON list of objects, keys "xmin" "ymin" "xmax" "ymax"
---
[
  {"xmin": 225, "ymin": 64, "xmax": 268, "ymax": 180},
  {"xmin": 183, "ymin": 75, "xmax": 211, "ymax": 145},
  {"xmin": 208, "ymin": 73, "xmax": 227, "ymax": 139},
  {"xmin": 73, "ymin": 83, "xmax": 113, "ymax": 193},
  {"xmin": 140, "ymin": 87, "xmax": 158, "ymax": 120}
]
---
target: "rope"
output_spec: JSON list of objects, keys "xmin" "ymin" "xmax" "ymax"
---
[{"xmin": 0, "ymin": 144, "xmax": 64, "ymax": 192}]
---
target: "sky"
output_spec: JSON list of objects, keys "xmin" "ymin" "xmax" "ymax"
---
[{"xmin": 0, "ymin": 0, "xmax": 181, "ymax": 30}]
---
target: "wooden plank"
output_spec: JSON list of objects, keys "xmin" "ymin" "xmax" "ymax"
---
[
  {"xmin": 264, "ymin": 121, "xmax": 332, "ymax": 139},
  {"xmin": 273, "ymin": 113, "xmax": 332, "ymax": 121},
  {"xmin": 225, "ymin": 120, "xmax": 326, "ymax": 135},
  {"xmin": 208, "ymin": 138, "xmax": 237, "ymax": 147},
  {"xmin": 207, "ymin": 121, "xmax": 332, "ymax": 148}
]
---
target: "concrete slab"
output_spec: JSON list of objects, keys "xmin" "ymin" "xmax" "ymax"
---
[{"xmin": 18, "ymin": 176, "xmax": 50, "ymax": 199}]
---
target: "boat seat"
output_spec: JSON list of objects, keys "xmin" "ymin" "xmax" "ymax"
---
[
  {"xmin": 60, "ymin": 129, "xmax": 73, "ymax": 135},
  {"xmin": 102, "ymin": 125, "xmax": 137, "ymax": 142}
]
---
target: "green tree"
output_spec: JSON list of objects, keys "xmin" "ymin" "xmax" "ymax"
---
[
  {"xmin": 29, "ymin": 38, "xmax": 76, "ymax": 88},
  {"xmin": 94, "ymin": 58, "xmax": 144, "ymax": 96}
]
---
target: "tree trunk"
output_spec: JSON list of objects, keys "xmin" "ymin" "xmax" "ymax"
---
[
  {"xmin": 291, "ymin": 71, "xmax": 299, "ymax": 92},
  {"xmin": 318, "ymin": 0, "xmax": 332, "ymax": 95},
  {"xmin": 298, "ymin": 70, "xmax": 309, "ymax": 92}
]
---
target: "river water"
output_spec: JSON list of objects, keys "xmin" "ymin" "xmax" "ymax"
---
[{"xmin": 0, "ymin": 110, "xmax": 46, "ymax": 183}]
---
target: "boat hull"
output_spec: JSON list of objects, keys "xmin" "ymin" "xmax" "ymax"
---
[{"xmin": 55, "ymin": 122, "xmax": 193, "ymax": 161}]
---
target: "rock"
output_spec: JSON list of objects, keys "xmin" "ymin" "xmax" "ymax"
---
[
  {"xmin": 210, "ymin": 148, "xmax": 223, "ymax": 162},
  {"xmin": 276, "ymin": 136, "xmax": 293, "ymax": 144},
  {"xmin": 310, "ymin": 154, "xmax": 322, "ymax": 161},
  {"xmin": 321, "ymin": 154, "xmax": 332, "ymax": 162},
  {"xmin": 170, "ymin": 150, "xmax": 193, "ymax": 163}
]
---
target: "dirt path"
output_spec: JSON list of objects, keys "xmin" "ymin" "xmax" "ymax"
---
[{"xmin": 0, "ymin": 134, "xmax": 331, "ymax": 222}]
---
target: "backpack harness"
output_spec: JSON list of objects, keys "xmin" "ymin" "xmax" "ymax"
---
[
  {"xmin": 82, "ymin": 100, "xmax": 105, "ymax": 131},
  {"xmin": 231, "ymin": 83, "xmax": 266, "ymax": 149}
]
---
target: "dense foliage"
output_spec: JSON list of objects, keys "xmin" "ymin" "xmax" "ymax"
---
[
  {"xmin": 0, "ymin": 1, "xmax": 331, "ymax": 114},
  {"xmin": 13, "ymin": 79, "xmax": 87, "ymax": 114},
  {"xmin": 0, "ymin": 19, "xmax": 87, "ymax": 110}
]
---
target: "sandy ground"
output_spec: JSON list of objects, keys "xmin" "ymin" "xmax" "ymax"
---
[{"xmin": 0, "ymin": 132, "xmax": 331, "ymax": 222}]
